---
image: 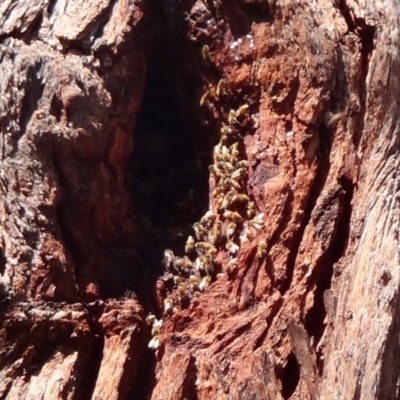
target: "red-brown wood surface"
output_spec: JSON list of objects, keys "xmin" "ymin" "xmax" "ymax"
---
[{"xmin": 0, "ymin": 0, "xmax": 399, "ymax": 399}]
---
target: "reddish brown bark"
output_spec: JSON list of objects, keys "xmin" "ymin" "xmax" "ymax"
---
[{"xmin": 0, "ymin": 0, "xmax": 398, "ymax": 399}]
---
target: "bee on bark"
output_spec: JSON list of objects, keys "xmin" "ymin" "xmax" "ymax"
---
[
  {"xmin": 148, "ymin": 335, "xmax": 160, "ymax": 350},
  {"xmin": 220, "ymin": 125, "xmax": 233, "ymax": 136},
  {"xmin": 208, "ymin": 221, "xmax": 222, "ymax": 245},
  {"xmin": 204, "ymin": 254, "xmax": 215, "ymax": 274},
  {"xmin": 226, "ymin": 240, "xmax": 239, "ymax": 255},
  {"xmin": 249, "ymin": 213, "xmax": 265, "ymax": 230},
  {"xmin": 216, "ymin": 79, "xmax": 224, "ymax": 98},
  {"xmin": 164, "ymin": 298, "xmax": 173, "ymax": 314},
  {"xmin": 239, "ymin": 229, "xmax": 251, "ymax": 246},
  {"xmin": 189, "ymin": 275, "xmax": 200, "ymax": 290},
  {"xmin": 202, "ymin": 44, "xmax": 211, "ymax": 62},
  {"xmin": 231, "ymin": 193, "xmax": 249, "ymax": 204},
  {"xmin": 236, "ymin": 104, "xmax": 249, "ymax": 118},
  {"xmin": 177, "ymin": 285, "xmax": 186, "ymax": 301},
  {"xmin": 237, "ymin": 160, "xmax": 249, "ymax": 168},
  {"xmin": 185, "ymin": 235, "xmax": 195, "ymax": 253},
  {"xmin": 163, "ymin": 249, "xmax": 174, "ymax": 268},
  {"xmin": 200, "ymin": 211, "xmax": 215, "ymax": 227},
  {"xmin": 199, "ymin": 276, "xmax": 212, "ymax": 291},
  {"xmin": 225, "ymin": 258, "xmax": 238, "ymax": 273},
  {"xmin": 193, "ymin": 222, "xmax": 206, "ymax": 240},
  {"xmin": 146, "ymin": 314, "xmax": 156, "ymax": 325},
  {"xmin": 246, "ymin": 202, "xmax": 256, "ymax": 219},
  {"xmin": 228, "ymin": 109, "xmax": 238, "ymax": 125},
  {"xmin": 231, "ymin": 168, "xmax": 247, "ymax": 181},
  {"xmin": 173, "ymin": 275, "xmax": 182, "ymax": 286},
  {"xmin": 195, "ymin": 241, "xmax": 216, "ymax": 255},
  {"xmin": 194, "ymin": 256, "xmax": 206, "ymax": 272},
  {"xmin": 226, "ymin": 221, "xmax": 237, "ymax": 238},
  {"xmin": 325, "ymin": 111, "xmax": 347, "ymax": 128},
  {"xmin": 200, "ymin": 91, "xmax": 211, "ymax": 107},
  {"xmin": 224, "ymin": 210, "xmax": 244, "ymax": 223},
  {"xmin": 256, "ymin": 239, "xmax": 267, "ymax": 259}
]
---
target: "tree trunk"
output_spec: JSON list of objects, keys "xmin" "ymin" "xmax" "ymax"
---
[{"xmin": 0, "ymin": 0, "xmax": 397, "ymax": 399}]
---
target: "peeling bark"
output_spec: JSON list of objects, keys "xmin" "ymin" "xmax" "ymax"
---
[{"xmin": 0, "ymin": 0, "xmax": 399, "ymax": 399}]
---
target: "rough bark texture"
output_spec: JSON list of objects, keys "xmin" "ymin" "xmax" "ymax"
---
[{"xmin": 0, "ymin": 0, "xmax": 398, "ymax": 399}]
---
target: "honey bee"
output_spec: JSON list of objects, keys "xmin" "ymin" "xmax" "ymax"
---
[
  {"xmin": 148, "ymin": 335, "xmax": 160, "ymax": 350},
  {"xmin": 163, "ymin": 249, "xmax": 174, "ymax": 268},
  {"xmin": 195, "ymin": 241, "xmax": 216, "ymax": 254},
  {"xmin": 231, "ymin": 168, "xmax": 247, "ymax": 181},
  {"xmin": 221, "ymin": 125, "xmax": 233, "ymax": 136},
  {"xmin": 208, "ymin": 221, "xmax": 222, "ymax": 244},
  {"xmin": 193, "ymin": 222, "xmax": 206, "ymax": 240},
  {"xmin": 256, "ymin": 239, "xmax": 267, "ymax": 259},
  {"xmin": 246, "ymin": 202, "xmax": 256, "ymax": 219},
  {"xmin": 164, "ymin": 298, "xmax": 173, "ymax": 313},
  {"xmin": 239, "ymin": 229, "xmax": 250, "ymax": 246},
  {"xmin": 194, "ymin": 256, "xmax": 205, "ymax": 272},
  {"xmin": 225, "ymin": 178, "xmax": 242, "ymax": 191},
  {"xmin": 173, "ymin": 257, "xmax": 185, "ymax": 269},
  {"xmin": 189, "ymin": 275, "xmax": 200, "ymax": 290},
  {"xmin": 237, "ymin": 160, "xmax": 249, "ymax": 168},
  {"xmin": 215, "ymin": 196, "xmax": 224, "ymax": 211},
  {"xmin": 200, "ymin": 211, "xmax": 215, "ymax": 227},
  {"xmin": 200, "ymin": 91, "xmax": 210, "ymax": 107},
  {"xmin": 199, "ymin": 276, "xmax": 212, "ymax": 291},
  {"xmin": 231, "ymin": 193, "xmax": 249, "ymax": 204},
  {"xmin": 173, "ymin": 275, "xmax": 182, "ymax": 286},
  {"xmin": 204, "ymin": 254, "xmax": 215, "ymax": 274},
  {"xmin": 228, "ymin": 109, "xmax": 238, "ymax": 125},
  {"xmin": 227, "ymin": 221, "xmax": 237, "ymax": 238},
  {"xmin": 216, "ymin": 79, "xmax": 224, "ymax": 98},
  {"xmin": 236, "ymin": 104, "xmax": 249, "ymax": 118},
  {"xmin": 325, "ymin": 111, "xmax": 347, "ymax": 128},
  {"xmin": 202, "ymin": 44, "xmax": 211, "ymax": 61},
  {"xmin": 151, "ymin": 319, "xmax": 163, "ymax": 336},
  {"xmin": 223, "ymin": 210, "xmax": 243, "ymax": 223},
  {"xmin": 209, "ymin": 165, "xmax": 224, "ymax": 180},
  {"xmin": 221, "ymin": 192, "xmax": 233, "ymax": 210},
  {"xmin": 215, "ymin": 161, "xmax": 233, "ymax": 173},
  {"xmin": 225, "ymin": 258, "xmax": 238, "ymax": 273},
  {"xmin": 177, "ymin": 285, "xmax": 186, "ymax": 301},
  {"xmin": 249, "ymin": 213, "xmax": 265, "ymax": 230},
  {"xmin": 226, "ymin": 240, "xmax": 240, "ymax": 255},
  {"xmin": 185, "ymin": 235, "xmax": 195, "ymax": 253},
  {"xmin": 146, "ymin": 314, "xmax": 156, "ymax": 325}
]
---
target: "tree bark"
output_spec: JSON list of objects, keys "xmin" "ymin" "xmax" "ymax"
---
[{"xmin": 0, "ymin": 0, "xmax": 398, "ymax": 399}]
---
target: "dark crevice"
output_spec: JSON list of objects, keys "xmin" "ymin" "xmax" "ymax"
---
[
  {"xmin": 182, "ymin": 355, "xmax": 200, "ymax": 400},
  {"xmin": 279, "ymin": 125, "xmax": 332, "ymax": 295},
  {"xmin": 128, "ymin": 346, "xmax": 157, "ymax": 399},
  {"xmin": 47, "ymin": 0, "xmax": 57, "ymax": 16},
  {"xmin": 353, "ymin": 22, "xmax": 376, "ymax": 148},
  {"xmin": 280, "ymin": 352, "xmax": 300, "ymax": 399},
  {"xmin": 127, "ymin": 0, "xmax": 219, "ymax": 283},
  {"xmin": 304, "ymin": 176, "xmax": 353, "ymax": 363},
  {"xmin": 0, "ymin": 248, "xmax": 6, "ymax": 274},
  {"xmin": 378, "ymin": 289, "xmax": 400, "ymax": 399},
  {"xmin": 337, "ymin": 0, "xmax": 356, "ymax": 33},
  {"xmin": 19, "ymin": 63, "xmax": 45, "ymax": 138},
  {"xmin": 330, "ymin": 176, "xmax": 353, "ymax": 264},
  {"xmin": 82, "ymin": 304, "xmax": 106, "ymax": 400}
]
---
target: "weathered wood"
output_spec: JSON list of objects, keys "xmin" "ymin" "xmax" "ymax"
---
[{"xmin": 0, "ymin": 0, "xmax": 399, "ymax": 399}]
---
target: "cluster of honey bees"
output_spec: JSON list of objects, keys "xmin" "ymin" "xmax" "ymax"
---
[{"xmin": 146, "ymin": 45, "xmax": 267, "ymax": 349}]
